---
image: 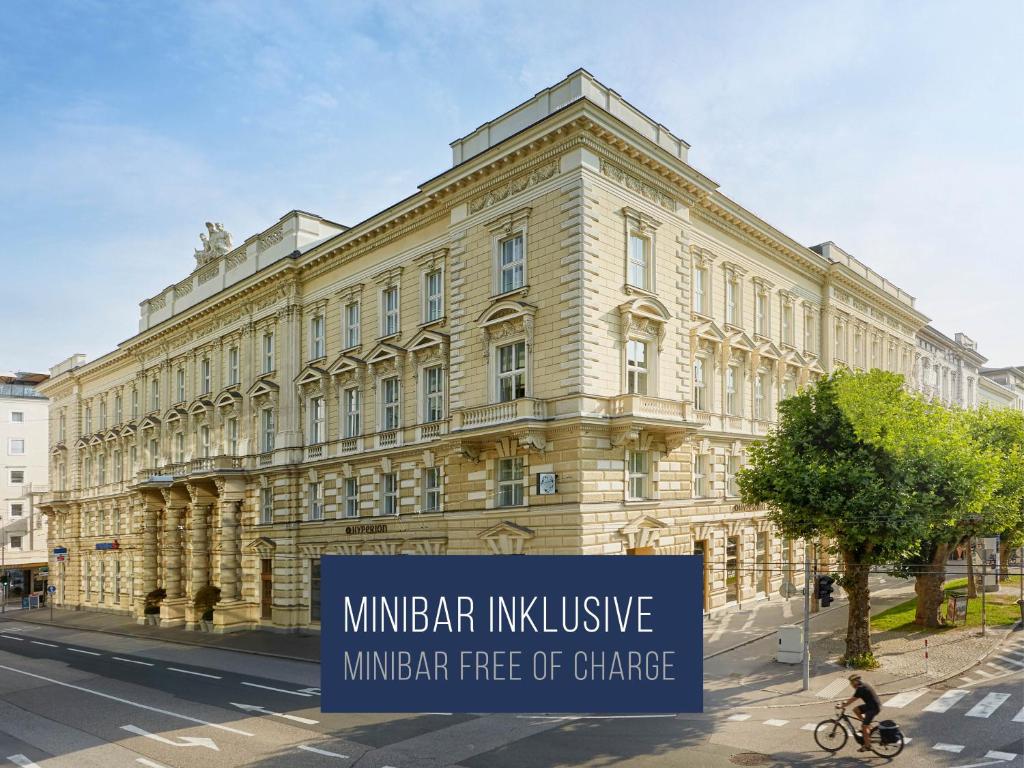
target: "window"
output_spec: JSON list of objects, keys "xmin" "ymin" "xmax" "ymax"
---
[
  {"xmin": 380, "ymin": 473, "xmax": 398, "ymax": 516},
  {"xmin": 853, "ymin": 328, "xmax": 863, "ymax": 367},
  {"xmin": 343, "ymin": 477, "xmax": 359, "ymax": 518},
  {"xmin": 129, "ymin": 446, "xmax": 137, "ymax": 474},
  {"xmin": 83, "ymin": 457, "xmax": 92, "ymax": 485},
  {"xmin": 84, "ymin": 406, "xmax": 93, "ymax": 433},
  {"xmin": 871, "ymin": 337, "xmax": 881, "ymax": 369},
  {"xmin": 9, "ymin": 503, "xmax": 23, "ymax": 517},
  {"xmin": 497, "ymin": 457, "xmax": 524, "ymax": 507},
  {"xmin": 755, "ymin": 291, "xmax": 768, "ymax": 336},
  {"xmin": 201, "ymin": 358, "xmax": 212, "ymax": 394},
  {"xmin": 261, "ymin": 409, "xmax": 275, "ymax": 452},
  {"xmin": 83, "ymin": 559, "xmax": 90, "ymax": 600},
  {"xmin": 422, "ymin": 467, "xmax": 441, "ymax": 512},
  {"xmin": 626, "ymin": 340, "xmax": 649, "ymax": 395},
  {"xmin": 308, "ymin": 482, "xmax": 323, "ymax": 521},
  {"xmin": 114, "ymin": 560, "xmax": 121, "ymax": 601},
  {"xmin": 98, "ymin": 454, "xmax": 106, "ymax": 485},
  {"xmin": 782, "ymin": 376, "xmax": 796, "ymax": 400},
  {"xmin": 423, "ymin": 366, "xmax": 444, "ymax": 422},
  {"xmin": 176, "ymin": 368, "xmax": 186, "ymax": 403},
  {"xmin": 228, "ymin": 346, "xmax": 240, "ymax": 385},
  {"xmin": 345, "ymin": 302, "xmax": 361, "ymax": 348},
  {"xmin": 308, "ymin": 396, "xmax": 325, "ymax": 444},
  {"xmin": 131, "ymin": 389, "xmax": 138, "ymax": 420},
  {"xmin": 726, "ymin": 454, "xmax": 740, "ymax": 497},
  {"xmin": 227, "ymin": 417, "xmax": 239, "ymax": 455},
  {"xmin": 726, "ymin": 366, "xmax": 740, "ymax": 416},
  {"xmin": 174, "ymin": 433, "xmax": 185, "ymax": 463},
  {"xmin": 114, "ymin": 395, "xmax": 123, "ymax": 424},
  {"xmin": 262, "ymin": 332, "xmax": 275, "ymax": 373},
  {"xmin": 310, "ymin": 314, "xmax": 325, "ymax": 359},
  {"xmin": 627, "ymin": 450, "xmax": 649, "ymax": 500},
  {"xmin": 310, "ymin": 559, "xmax": 321, "ymax": 623},
  {"xmin": 59, "ymin": 412, "xmax": 66, "ymax": 440},
  {"xmin": 834, "ymin": 321, "xmax": 846, "ymax": 360},
  {"xmin": 150, "ymin": 379, "xmax": 160, "ymax": 411},
  {"xmin": 424, "ymin": 269, "xmax": 443, "ymax": 322},
  {"xmin": 9, "ymin": 536, "xmax": 21, "ymax": 550},
  {"xmin": 382, "ymin": 286, "xmax": 400, "ymax": 337},
  {"xmin": 8, "ymin": 439, "xmax": 24, "ymax": 456},
  {"xmin": 99, "ymin": 560, "xmax": 105, "ymax": 602},
  {"xmin": 148, "ymin": 438, "xmax": 159, "ymax": 467},
  {"xmin": 497, "ymin": 341, "xmax": 526, "ymax": 402},
  {"xmin": 260, "ymin": 487, "xmax": 273, "ymax": 524},
  {"xmin": 755, "ymin": 372, "xmax": 768, "ymax": 420},
  {"xmin": 10, "ymin": 411, "xmax": 23, "ymax": 423},
  {"xmin": 693, "ymin": 265, "xmax": 708, "ymax": 314},
  {"xmin": 693, "ymin": 358, "xmax": 707, "ymax": 411},
  {"xmin": 692, "ymin": 453, "xmax": 707, "ymax": 498},
  {"xmin": 199, "ymin": 425, "xmax": 211, "ymax": 458},
  {"xmin": 381, "ymin": 378, "xmax": 400, "ymax": 431},
  {"xmin": 782, "ymin": 303, "xmax": 795, "ymax": 346},
  {"xmin": 343, "ymin": 388, "xmax": 360, "ymax": 438},
  {"xmin": 627, "ymin": 233, "xmax": 650, "ymax": 290},
  {"xmin": 725, "ymin": 277, "xmax": 738, "ymax": 325},
  {"xmin": 114, "ymin": 449, "xmax": 123, "ymax": 482},
  {"xmin": 499, "ymin": 234, "xmax": 525, "ymax": 293},
  {"xmin": 99, "ymin": 402, "xmax": 107, "ymax": 429}
]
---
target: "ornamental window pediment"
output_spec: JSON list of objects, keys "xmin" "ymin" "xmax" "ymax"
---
[
  {"xmin": 163, "ymin": 406, "xmax": 188, "ymax": 425},
  {"xmin": 477, "ymin": 300, "xmax": 536, "ymax": 347},
  {"xmin": 727, "ymin": 329, "xmax": 756, "ymax": 352},
  {"xmin": 619, "ymin": 514, "xmax": 667, "ymax": 551},
  {"xmin": 782, "ymin": 348, "xmax": 809, "ymax": 368},
  {"xmin": 478, "ymin": 520, "xmax": 535, "ymax": 555},
  {"xmin": 328, "ymin": 352, "xmax": 364, "ymax": 377},
  {"xmin": 103, "ymin": 429, "xmax": 119, "ymax": 442},
  {"xmin": 756, "ymin": 340, "xmax": 783, "ymax": 360},
  {"xmin": 88, "ymin": 434, "xmax": 103, "ymax": 446},
  {"xmin": 244, "ymin": 536, "xmax": 276, "ymax": 555},
  {"xmin": 407, "ymin": 328, "xmax": 449, "ymax": 366},
  {"xmin": 691, "ymin": 318, "xmax": 726, "ymax": 343},
  {"xmin": 295, "ymin": 364, "xmax": 328, "ymax": 394},
  {"xmin": 247, "ymin": 378, "xmax": 279, "ymax": 403},
  {"xmin": 187, "ymin": 397, "xmax": 213, "ymax": 416},
  {"xmin": 74, "ymin": 437, "xmax": 89, "ymax": 449},
  {"xmin": 214, "ymin": 389, "xmax": 243, "ymax": 409},
  {"xmin": 619, "ymin": 297, "xmax": 670, "ymax": 349},
  {"xmin": 365, "ymin": 342, "xmax": 405, "ymax": 377},
  {"xmin": 138, "ymin": 415, "xmax": 161, "ymax": 430}
]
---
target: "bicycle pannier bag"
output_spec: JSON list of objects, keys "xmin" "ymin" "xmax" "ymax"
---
[{"xmin": 878, "ymin": 720, "xmax": 901, "ymax": 745}]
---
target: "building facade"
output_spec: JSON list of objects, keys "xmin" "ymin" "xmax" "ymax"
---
[
  {"xmin": 913, "ymin": 328, "xmax": 986, "ymax": 409},
  {"xmin": 1, "ymin": 373, "xmax": 50, "ymax": 597},
  {"xmin": 40, "ymin": 70, "xmax": 941, "ymax": 631},
  {"xmin": 980, "ymin": 367, "xmax": 1024, "ymax": 411}
]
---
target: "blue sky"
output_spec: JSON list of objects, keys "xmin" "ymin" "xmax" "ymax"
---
[{"xmin": 1, "ymin": 0, "xmax": 1021, "ymax": 373}]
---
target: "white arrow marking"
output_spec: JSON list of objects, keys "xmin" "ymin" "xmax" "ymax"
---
[
  {"xmin": 297, "ymin": 687, "xmax": 321, "ymax": 695},
  {"xmin": 7, "ymin": 756, "xmax": 42, "ymax": 768},
  {"xmin": 121, "ymin": 725, "xmax": 218, "ymax": 751},
  {"xmin": 136, "ymin": 760, "xmax": 169, "ymax": 768},
  {"xmin": 298, "ymin": 745, "xmax": 349, "ymax": 758},
  {"xmin": 231, "ymin": 703, "xmax": 319, "ymax": 725},
  {"xmin": 240, "ymin": 681, "xmax": 312, "ymax": 697}
]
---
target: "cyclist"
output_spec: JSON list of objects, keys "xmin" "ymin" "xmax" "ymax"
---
[{"xmin": 841, "ymin": 674, "xmax": 881, "ymax": 752}]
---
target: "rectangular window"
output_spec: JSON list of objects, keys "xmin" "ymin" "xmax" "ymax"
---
[
  {"xmin": 381, "ymin": 378, "xmax": 400, "ymax": 430},
  {"xmin": 499, "ymin": 234, "xmax": 525, "ymax": 293},
  {"xmin": 227, "ymin": 417, "xmax": 239, "ymax": 455},
  {"xmin": 726, "ymin": 279, "xmax": 738, "ymax": 325},
  {"xmin": 423, "ymin": 467, "xmax": 441, "ymax": 512},
  {"xmin": 727, "ymin": 454, "xmax": 740, "ymax": 497},
  {"xmin": 693, "ymin": 358, "xmax": 707, "ymax": 411},
  {"xmin": 627, "ymin": 450, "xmax": 648, "ymax": 500},
  {"xmin": 782, "ymin": 303, "xmax": 794, "ymax": 345},
  {"xmin": 755, "ymin": 372, "xmax": 768, "ymax": 420},
  {"xmin": 114, "ymin": 449, "xmax": 122, "ymax": 482},
  {"xmin": 423, "ymin": 366, "xmax": 444, "ymax": 422},
  {"xmin": 228, "ymin": 346, "xmax": 240, "ymax": 385},
  {"xmin": 382, "ymin": 287, "xmax": 400, "ymax": 337},
  {"xmin": 176, "ymin": 368, "xmax": 186, "ymax": 403},
  {"xmin": 308, "ymin": 396, "xmax": 325, "ymax": 444},
  {"xmin": 129, "ymin": 445, "xmax": 137, "ymax": 474},
  {"xmin": 10, "ymin": 535, "xmax": 22, "ymax": 550},
  {"xmin": 834, "ymin": 322, "xmax": 845, "ymax": 359},
  {"xmin": 131, "ymin": 389, "xmax": 138, "ymax": 419},
  {"xmin": 726, "ymin": 366, "xmax": 739, "ymax": 415},
  {"xmin": 627, "ymin": 233, "xmax": 649, "ymax": 290},
  {"xmin": 425, "ymin": 269, "xmax": 443, "ymax": 322},
  {"xmin": 201, "ymin": 358, "xmax": 211, "ymax": 394},
  {"xmin": 59, "ymin": 412, "xmax": 67, "ymax": 440},
  {"xmin": 99, "ymin": 402, "xmax": 107, "ymax": 429},
  {"xmin": 114, "ymin": 559, "xmax": 121, "ymax": 601},
  {"xmin": 261, "ymin": 409, "xmax": 275, "ymax": 452},
  {"xmin": 83, "ymin": 559, "xmax": 90, "ymax": 600},
  {"xmin": 693, "ymin": 454, "xmax": 707, "ymax": 498},
  {"xmin": 343, "ymin": 388, "xmax": 360, "ymax": 438},
  {"xmin": 345, "ymin": 302, "xmax": 361, "ymax": 348},
  {"xmin": 262, "ymin": 332, "xmax": 275, "ymax": 373},
  {"xmin": 755, "ymin": 292, "xmax": 767, "ymax": 336},
  {"xmin": 8, "ymin": 439, "xmax": 25, "ymax": 456},
  {"xmin": 174, "ymin": 433, "xmax": 184, "ymax": 463},
  {"xmin": 804, "ymin": 310, "xmax": 816, "ymax": 353},
  {"xmin": 310, "ymin": 559, "xmax": 321, "ymax": 623},
  {"xmin": 497, "ymin": 341, "xmax": 526, "ymax": 402},
  {"xmin": 151, "ymin": 379, "xmax": 160, "ymax": 411},
  {"xmin": 98, "ymin": 454, "xmax": 107, "ymax": 485},
  {"xmin": 693, "ymin": 266, "xmax": 707, "ymax": 314},
  {"xmin": 381, "ymin": 473, "xmax": 398, "ymax": 516},
  {"xmin": 626, "ymin": 340, "xmax": 649, "ymax": 395},
  {"xmin": 114, "ymin": 395, "xmax": 123, "ymax": 424},
  {"xmin": 497, "ymin": 457, "xmax": 524, "ymax": 507},
  {"xmin": 84, "ymin": 406, "xmax": 92, "ymax": 433},
  {"xmin": 9, "ymin": 503, "xmax": 23, "ymax": 517},
  {"xmin": 10, "ymin": 411, "xmax": 24, "ymax": 423},
  {"xmin": 310, "ymin": 314, "xmax": 325, "ymax": 359},
  {"xmin": 871, "ymin": 337, "xmax": 881, "ymax": 368},
  {"xmin": 343, "ymin": 477, "xmax": 359, "ymax": 518},
  {"xmin": 199, "ymin": 425, "xmax": 211, "ymax": 458},
  {"xmin": 308, "ymin": 482, "xmax": 323, "ymax": 521},
  {"xmin": 260, "ymin": 487, "xmax": 273, "ymax": 524},
  {"xmin": 83, "ymin": 458, "xmax": 92, "ymax": 485},
  {"xmin": 149, "ymin": 438, "xmax": 159, "ymax": 467}
]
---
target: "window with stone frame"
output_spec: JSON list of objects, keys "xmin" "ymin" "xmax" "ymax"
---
[
  {"xmin": 693, "ymin": 262, "xmax": 709, "ymax": 315},
  {"xmin": 199, "ymin": 424, "xmax": 211, "ymax": 457},
  {"xmin": 308, "ymin": 481, "xmax": 323, "ymax": 521},
  {"xmin": 59, "ymin": 411, "xmax": 67, "ymax": 441},
  {"xmin": 150, "ymin": 379, "xmax": 160, "ymax": 411},
  {"xmin": 174, "ymin": 433, "xmax": 185, "ymax": 463},
  {"xmin": 627, "ymin": 449, "xmax": 649, "ymax": 500},
  {"xmin": 754, "ymin": 283, "xmax": 770, "ymax": 337},
  {"xmin": 692, "ymin": 452, "xmax": 708, "ymax": 498},
  {"xmin": 98, "ymin": 453, "xmax": 107, "ymax": 485},
  {"xmin": 380, "ymin": 472, "xmax": 399, "ymax": 516},
  {"xmin": 176, "ymin": 367, "xmax": 186, "ymax": 403},
  {"xmin": 498, "ymin": 233, "xmax": 525, "ymax": 294},
  {"xmin": 114, "ymin": 449, "xmax": 123, "ymax": 482},
  {"xmin": 423, "ymin": 365, "xmax": 444, "ymax": 423},
  {"xmin": 114, "ymin": 394, "xmax": 123, "ymax": 424},
  {"xmin": 310, "ymin": 313, "xmax": 326, "ymax": 360},
  {"xmin": 871, "ymin": 336, "xmax": 881, "ymax": 369},
  {"xmin": 497, "ymin": 457, "xmax": 525, "ymax": 507},
  {"xmin": 627, "ymin": 232, "xmax": 651, "ymax": 291},
  {"xmin": 754, "ymin": 371, "xmax": 769, "ymax": 420},
  {"xmin": 342, "ymin": 387, "xmax": 360, "ymax": 438},
  {"xmin": 725, "ymin": 274, "xmax": 740, "ymax": 326},
  {"xmin": 834, "ymin": 319, "xmax": 847, "ymax": 361},
  {"xmin": 148, "ymin": 438, "xmax": 159, "ymax": 467},
  {"xmin": 496, "ymin": 341, "xmax": 527, "ymax": 402},
  {"xmin": 308, "ymin": 396, "xmax": 325, "ymax": 444},
  {"xmin": 228, "ymin": 346, "xmax": 240, "ymax": 385},
  {"xmin": 781, "ymin": 300, "xmax": 795, "ymax": 347},
  {"xmin": 259, "ymin": 486, "xmax": 273, "ymax": 524},
  {"xmin": 726, "ymin": 365, "xmax": 741, "ymax": 416},
  {"xmin": 201, "ymin": 357, "xmax": 212, "ymax": 394},
  {"xmin": 625, "ymin": 339, "xmax": 649, "ymax": 395},
  {"xmin": 262, "ymin": 332, "xmax": 275, "ymax": 373},
  {"xmin": 693, "ymin": 357, "xmax": 708, "ymax": 411},
  {"xmin": 343, "ymin": 477, "xmax": 359, "ymax": 518},
  {"xmin": 84, "ymin": 405, "xmax": 93, "ymax": 433},
  {"xmin": 345, "ymin": 301, "xmax": 361, "ymax": 348},
  {"xmin": 227, "ymin": 417, "xmax": 239, "ymax": 455},
  {"xmin": 99, "ymin": 401, "xmax": 107, "ymax": 429},
  {"xmin": 422, "ymin": 466, "xmax": 441, "ymax": 513},
  {"xmin": 853, "ymin": 326, "xmax": 863, "ymax": 368},
  {"xmin": 131, "ymin": 389, "xmax": 138, "ymax": 420},
  {"xmin": 622, "ymin": 208, "xmax": 660, "ymax": 294},
  {"xmin": 380, "ymin": 377, "xmax": 401, "ymax": 431},
  {"xmin": 381, "ymin": 286, "xmax": 400, "ymax": 337},
  {"xmin": 726, "ymin": 453, "xmax": 741, "ymax": 497},
  {"xmin": 260, "ymin": 408, "xmax": 275, "ymax": 452},
  {"xmin": 424, "ymin": 268, "xmax": 444, "ymax": 323}
]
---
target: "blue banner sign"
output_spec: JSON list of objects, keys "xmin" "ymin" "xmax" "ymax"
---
[
  {"xmin": 52, "ymin": 547, "xmax": 67, "ymax": 554},
  {"xmin": 94, "ymin": 542, "xmax": 117, "ymax": 550},
  {"xmin": 321, "ymin": 555, "xmax": 703, "ymax": 714}
]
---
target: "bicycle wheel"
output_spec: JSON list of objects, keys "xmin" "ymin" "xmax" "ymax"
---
[
  {"xmin": 870, "ymin": 732, "xmax": 904, "ymax": 758},
  {"xmin": 814, "ymin": 719, "xmax": 848, "ymax": 752}
]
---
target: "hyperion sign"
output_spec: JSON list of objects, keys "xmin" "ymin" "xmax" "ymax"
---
[{"xmin": 321, "ymin": 555, "xmax": 703, "ymax": 713}]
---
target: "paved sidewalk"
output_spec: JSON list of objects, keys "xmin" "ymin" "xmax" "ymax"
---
[{"xmin": 0, "ymin": 605, "xmax": 320, "ymax": 662}]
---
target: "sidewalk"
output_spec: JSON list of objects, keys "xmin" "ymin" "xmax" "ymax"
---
[{"xmin": 0, "ymin": 605, "xmax": 320, "ymax": 663}]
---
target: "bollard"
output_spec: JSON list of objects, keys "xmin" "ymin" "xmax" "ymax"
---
[{"xmin": 925, "ymin": 638, "xmax": 929, "ymax": 676}]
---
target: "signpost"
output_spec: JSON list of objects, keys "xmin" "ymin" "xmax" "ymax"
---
[{"xmin": 48, "ymin": 584, "xmax": 56, "ymax": 621}]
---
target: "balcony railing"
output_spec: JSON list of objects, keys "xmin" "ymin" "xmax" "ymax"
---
[
  {"xmin": 377, "ymin": 430, "xmax": 400, "ymax": 449},
  {"xmin": 306, "ymin": 444, "xmax": 324, "ymax": 460},
  {"xmin": 257, "ymin": 452, "xmax": 273, "ymax": 467},
  {"xmin": 451, "ymin": 398, "xmax": 548, "ymax": 431},
  {"xmin": 339, "ymin": 437, "xmax": 360, "ymax": 454},
  {"xmin": 188, "ymin": 455, "xmax": 244, "ymax": 474},
  {"xmin": 611, "ymin": 394, "xmax": 691, "ymax": 422}
]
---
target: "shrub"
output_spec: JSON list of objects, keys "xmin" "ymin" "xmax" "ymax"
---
[
  {"xmin": 193, "ymin": 584, "xmax": 221, "ymax": 622},
  {"xmin": 144, "ymin": 587, "xmax": 166, "ymax": 615}
]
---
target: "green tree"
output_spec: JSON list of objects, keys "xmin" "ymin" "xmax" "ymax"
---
[{"xmin": 738, "ymin": 371, "xmax": 931, "ymax": 664}]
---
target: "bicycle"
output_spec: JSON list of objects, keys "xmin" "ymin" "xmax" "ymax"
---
[{"xmin": 814, "ymin": 704, "xmax": 904, "ymax": 757}]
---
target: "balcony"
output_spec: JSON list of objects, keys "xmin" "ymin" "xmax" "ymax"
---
[
  {"xmin": 188, "ymin": 455, "xmax": 245, "ymax": 475},
  {"xmin": 339, "ymin": 437, "xmax": 361, "ymax": 454},
  {"xmin": 611, "ymin": 394, "xmax": 690, "ymax": 422},
  {"xmin": 451, "ymin": 398, "xmax": 548, "ymax": 432},
  {"xmin": 417, "ymin": 421, "xmax": 448, "ymax": 441},
  {"xmin": 306, "ymin": 444, "xmax": 324, "ymax": 461},
  {"xmin": 376, "ymin": 430, "xmax": 400, "ymax": 449}
]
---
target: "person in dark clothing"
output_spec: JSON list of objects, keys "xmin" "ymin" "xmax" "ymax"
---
[{"xmin": 842, "ymin": 674, "xmax": 882, "ymax": 751}]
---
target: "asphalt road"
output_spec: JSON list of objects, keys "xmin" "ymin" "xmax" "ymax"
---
[{"xmin": 0, "ymin": 615, "xmax": 1018, "ymax": 767}]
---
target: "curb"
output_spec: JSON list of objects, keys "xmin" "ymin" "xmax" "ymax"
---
[
  {"xmin": 703, "ymin": 602, "xmax": 848, "ymax": 660},
  {"xmin": 0, "ymin": 615, "xmax": 320, "ymax": 665}
]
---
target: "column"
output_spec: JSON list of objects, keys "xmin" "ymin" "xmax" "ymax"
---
[
  {"xmin": 219, "ymin": 498, "xmax": 241, "ymax": 601},
  {"xmin": 161, "ymin": 493, "xmax": 185, "ymax": 600}
]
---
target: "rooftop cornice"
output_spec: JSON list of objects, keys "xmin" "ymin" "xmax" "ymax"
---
[{"xmin": 827, "ymin": 264, "xmax": 930, "ymax": 329}]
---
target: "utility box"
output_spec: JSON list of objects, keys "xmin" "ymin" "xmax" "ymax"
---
[{"xmin": 777, "ymin": 626, "xmax": 803, "ymax": 664}]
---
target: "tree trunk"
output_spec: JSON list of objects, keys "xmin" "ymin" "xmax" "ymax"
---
[
  {"xmin": 914, "ymin": 543, "xmax": 949, "ymax": 627},
  {"xmin": 966, "ymin": 543, "xmax": 978, "ymax": 598},
  {"xmin": 998, "ymin": 541, "xmax": 1010, "ymax": 581},
  {"xmin": 843, "ymin": 551, "xmax": 872, "ymax": 663}
]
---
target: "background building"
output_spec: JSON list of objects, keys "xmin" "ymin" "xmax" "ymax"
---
[
  {"xmin": 980, "ymin": 366, "xmax": 1024, "ymax": 411},
  {"xmin": 0, "ymin": 372, "xmax": 49, "ymax": 599},
  {"xmin": 913, "ymin": 328, "xmax": 986, "ymax": 409},
  {"xmin": 36, "ymin": 71, "xmax": 1012, "ymax": 632}
]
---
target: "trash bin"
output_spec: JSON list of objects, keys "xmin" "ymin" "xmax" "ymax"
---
[{"xmin": 777, "ymin": 626, "xmax": 803, "ymax": 664}]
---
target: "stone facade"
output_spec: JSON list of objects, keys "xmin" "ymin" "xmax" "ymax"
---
[{"xmin": 41, "ymin": 69, "xmax": 1006, "ymax": 633}]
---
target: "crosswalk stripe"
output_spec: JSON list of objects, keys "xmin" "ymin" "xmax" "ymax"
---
[
  {"xmin": 985, "ymin": 751, "xmax": 1018, "ymax": 762},
  {"xmin": 1012, "ymin": 706, "xmax": 1024, "ymax": 723},
  {"xmin": 986, "ymin": 662, "xmax": 1013, "ymax": 673},
  {"xmin": 973, "ymin": 669, "xmax": 996, "ymax": 678},
  {"xmin": 992, "ymin": 654, "xmax": 1024, "ymax": 667},
  {"xmin": 801, "ymin": 723, "xmax": 817, "ymax": 731},
  {"xmin": 726, "ymin": 714, "xmax": 750, "ymax": 721},
  {"xmin": 923, "ymin": 689, "xmax": 969, "ymax": 713},
  {"xmin": 966, "ymin": 692, "xmax": 1011, "ymax": 718},
  {"xmin": 886, "ymin": 689, "xmax": 927, "ymax": 708},
  {"xmin": 763, "ymin": 719, "xmax": 788, "ymax": 727},
  {"xmin": 933, "ymin": 743, "xmax": 965, "ymax": 753}
]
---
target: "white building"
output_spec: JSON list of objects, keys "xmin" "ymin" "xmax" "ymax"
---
[
  {"xmin": 0, "ymin": 372, "xmax": 50, "ymax": 597},
  {"xmin": 980, "ymin": 366, "xmax": 1024, "ymax": 411},
  {"xmin": 914, "ymin": 328, "xmax": 986, "ymax": 409}
]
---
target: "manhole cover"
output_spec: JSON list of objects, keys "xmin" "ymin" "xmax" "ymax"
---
[{"xmin": 729, "ymin": 753, "xmax": 772, "ymax": 766}]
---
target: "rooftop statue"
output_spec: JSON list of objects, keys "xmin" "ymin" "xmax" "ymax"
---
[{"xmin": 194, "ymin": 222, "xmax": 234, "ymax": 266}]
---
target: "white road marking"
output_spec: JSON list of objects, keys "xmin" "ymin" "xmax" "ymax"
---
[
  {"xmin": 985, "ymin": 751, "xmax": 1018, "ymax": 761},
  {"xmin": 816, "ymin": 679, "xmax": 848, "ymax": 699},
  {"xmin": 934, "ymin": 743, "xmax": 965, "ymax": 753},
  {"xmin": 297, "ymin": 687, "xmax": 321, "ymax": 695},
  {"xmin": 136, "ymin": 759, "xmax": 169, "ymax": 768},
  {"xmin": 67, "ymin": 648, "xmax": 101, "ymax": 656},
  {"xmin": 0, "ymin": 636, "xmax": 24, "ymax": 642},
  {"xmin": 886, "ymin": 689, "xmax": 927, "ymax": 708},
  {"xmin": 801, "ymin": 723, "xmax": 818, "ymax": 731},
  {"xmin": 764, "ymin": 719, "xmax": 789, "ymax": 727},
  {"xmin": 973, "ymin": 668, "xmax": 996, "ymax": 678},
  {"xmin": 7, "ymin": 756, "xmax": 42, "ymax": 768},
  {"xmin": 924, "ymin": 689, "xmax": 970, "ymax": 713},
  {"xmin": 167, "ymin": 667, "xmax": 221, "ymax": 679},
  {"xmin": 986, "ymin": 662, "xmax": 1012, "ymax": 673},
  {"xmin": 29, "ymin": 641, "xmax": 57, "ymax": 648},
  {"xmin": 966, "ymin": 692, "xmax": 1011, "ymax": 718},
  {"xmin": 0, "ymin": 664, "xmax": 253, "ymax": 736},
  {"xmin": 240, "ymin": 681, "xmax": 312, "ymax": 697},
  {"xmin": 726, "ymin": 714, "xmax": 751, "ymax": 721},
  {"xmin": 113, "ymin": 657, "xmax": 154, "ymax": 666},
  {"xmin": 1013, "ymin": 706, "xmax": 1024, "ymax": 723},
  {"xmin": 992, "ymin": 655, "xmax": 1024, "ymax": 667},
  {"xmin": 121, "ymin": 725, "xmax": 218, "ymax": 751},
  {"xmin": 231, "ymin": 702, "xmax": 319, "ymax": 725},
  {"xmin": 298, "ymin": 745, "xmax": 349, "ymax": 758}
]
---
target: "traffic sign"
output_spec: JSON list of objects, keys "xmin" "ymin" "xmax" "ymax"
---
[
  {"xmin": 52, "ymin": 547, "xmax": 67, "ymax": 554},
  {"xmin": 47, "ymin": 585, "xmax": 56, "ymax": 595}
]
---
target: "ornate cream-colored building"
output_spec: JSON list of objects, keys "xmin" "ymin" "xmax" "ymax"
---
[{"xmin": 39, "ymin": 70, "xmax": 938, "ymax": 631}]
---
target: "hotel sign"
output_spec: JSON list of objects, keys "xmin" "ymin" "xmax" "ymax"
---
[{"xmin": 344, "ymin": 523, "xmax": 388, "ymax": 535}]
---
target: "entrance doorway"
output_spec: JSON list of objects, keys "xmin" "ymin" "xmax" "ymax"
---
[
  {"xmin": 726, "ymin": 536, "xmax": 739, "ymax": 603},
  {"xmin": 260, "ymin": 559, "xmax": 273, "ymax": 620},
  {"xmin": 693, "ymin": 540, "xmax": 709, "ymax": 611}
]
